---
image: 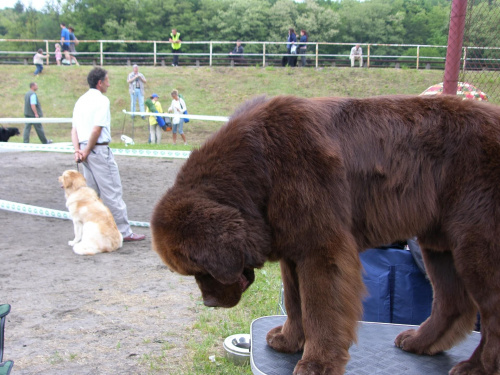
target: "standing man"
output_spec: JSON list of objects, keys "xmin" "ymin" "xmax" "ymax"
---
[
  {"xmin": 127, "ymin": 64, "xmax": 146, "ymax": 119},
  {"xmin": 23, "ymin": 82, "xmax": 51, "ymax": 144},
  {"xmin": 169, "ymin": 29, "xmax": 182, "ymax": 67},
  {"xmin": 72, "ymin": 68, "xmax": 145, "ymax": 242},
  {"xmin": 350, "ymin": 44, "xmax": 363, "ymax": 68},
  {"xmin": 60, "ymin": 23, "xmax": 79, "ymax": 65}
]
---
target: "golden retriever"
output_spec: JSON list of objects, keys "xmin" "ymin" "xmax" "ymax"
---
[{"xmin": 59, "ymin": 170, "xmax": 122, "ymax": 255}]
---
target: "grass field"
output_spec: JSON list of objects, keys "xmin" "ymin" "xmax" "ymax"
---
[
  {"xmin": 2, "ymin": 65, "xmax": 497, "ymax": 374},
  {"xmin": 0, "ymin": 64, "xmax": 462, "ymax": 148}
]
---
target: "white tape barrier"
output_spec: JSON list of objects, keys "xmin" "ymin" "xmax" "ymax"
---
[
  {"xmin": 0, "ymin": 118, "xmax": 72, "ymax": 124},
  {"xmin": 0, "ymin": 200, "xmax": 150, "ymax": 228},
  {"xmin": 0, "ymin": 142, "xmax": 191, "ymax": 159},
  {"xmin": 0, "ymin": 110, "xmax": 230, "ymax": 124},
  {"xmin": 123, "ymin": 110, "xmax": 229, "ymax": 122}
]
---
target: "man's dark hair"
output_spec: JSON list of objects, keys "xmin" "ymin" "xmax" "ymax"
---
[
  {"xmin": 29, "ymin": 82, "xmax": 36, "ymax": 89},
  {"xmin": 87, "ymin": 67, "xmax": 108, "ymax": 89},
  {"xmin": 60, "ymin": 22, "xmax": 66, "ymax": 27}
]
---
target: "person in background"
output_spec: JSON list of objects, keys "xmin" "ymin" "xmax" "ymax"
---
[
  {"xmin": 146, "ymin": 93, "xmax": 163, "ymax": 144},
  {"xmin": 168, "ymin": 89, "xmax": 187, "ymax": 145},
  {"xmin": 55, "ymin": 43, "xmax": 62, "ymax": 66},
  {"xmin": 127, "ymin": 64, "xmax": 147, "ymax": 119},
  {"xmin": 287, "ymin": 28, "xmax": 297, "ymax": 67},
  {"xmin": 350, "ymin": 44, "xmax": 363, "ymax": 68},
  {"xmin": 298, "ymin": 30, "xmax": 308, "ymax": 67},
  {"xmin": 229, "ymin": 39, "xmax": 244, "ymax": 66},
  {"xmin": 230, "ymin": 40, "xmax": 244, "ymax": 56},
  {"xmin": 33, "ymin": 48, "xmax": 47, "ymax": 76},
  {"xmin": 23, "ymin": 82, "xmax": 52, "ymax": 144},
  {"xmin": 67, "ymin": 26, "xmax": 80, "ymax": 65},
  {"xmin": 72, "ymin": 67, "xmax": 145, "ymax": 242},
  {"xmin": 169, "ymin": 29, "xmax": 182, "ymax": 66},
  {"xmin": 60, "ymin": 23, "xmax": 79, "ymax": 65}
]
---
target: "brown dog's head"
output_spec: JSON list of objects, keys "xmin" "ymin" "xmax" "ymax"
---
[
  {"xmin": 151, "ymin": 195, "xmax": 258, "ymax": 308},
  {"xmin": 59, "ymin": 170, "xmax": 87, "ymax": 197}
]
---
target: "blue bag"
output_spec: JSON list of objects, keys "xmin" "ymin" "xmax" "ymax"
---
[{"xmin": 183, "ymin": 110, "xmax": 189, "ymax": 123}]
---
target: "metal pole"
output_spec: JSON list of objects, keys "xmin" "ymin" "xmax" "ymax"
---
[
  {"xmin": 45, "ymin": 40, "xmax": 49, "ymax": 65},
  {"xmin": 416, "ymin": 45, "xmax": 420, "ymax": 70},
  {"xmin": 263, "ymin": 43, "xmax": 266, "ymax": 67},
  {"xmin": 210, "ymin": 42, "xmax": 212, "ymax": 66},
  {"xmin": 367, "ymin": 44, "xmax": 370, "ymax": 68},
  {"xmin": 100, "ymin": 41, "xmax": 103, "ymax": 66},
  {"xmin": 315, "ymin": 43, "xmax": 318, "ymax": 68},
  {"xmin": 154, "ymin": 41, "xmax": 157, "ymax": 66},
  {"xmin": 443, "ymin": 0, "xmax": 467, "ymax": 95},
  {"xmin": 462, "ymin": 47, "xmax": 468, "ymax": 71}
]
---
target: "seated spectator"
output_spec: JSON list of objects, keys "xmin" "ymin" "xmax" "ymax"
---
[
  {"xmin": 230, "ymin": 40, "xmax": 244, "ymax": 56},
  {"xmin": 229, "ymin": 40, "xmax": 244, "ymax": 66},
  {"xmin": 350, "ymin": 44, "xmax": 363, "ymax": 68}
]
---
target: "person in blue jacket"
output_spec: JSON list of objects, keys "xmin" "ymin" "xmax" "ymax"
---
[{"xmin": 298, "ymin": 29, "xmax": 308, "ymax": 67}]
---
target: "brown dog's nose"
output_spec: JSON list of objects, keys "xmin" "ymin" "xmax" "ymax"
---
[{"xmin": 203, "ymin": 297, "xmax": 219, "ymax": 308}]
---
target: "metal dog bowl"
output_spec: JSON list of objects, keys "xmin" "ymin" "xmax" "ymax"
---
[{"xmin": 223, "ymin": 333, "xmax": 251, "ymax": 365}]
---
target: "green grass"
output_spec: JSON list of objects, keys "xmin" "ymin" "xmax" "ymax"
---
[
  {"xmin": 0, "ymin": 64, "xmax": 468, "ymax": 148},
  {"xmin": 138, "ymin": 263, "xmax": 282, "ymax": 375}
]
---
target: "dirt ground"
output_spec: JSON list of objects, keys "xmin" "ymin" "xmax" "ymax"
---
[{"xmin": 0, "ymin": 150, "xmax": 202, "ymax": 375}]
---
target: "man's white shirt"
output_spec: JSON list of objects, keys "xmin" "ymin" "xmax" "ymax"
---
[{"xmin": 73, "ymin": 88, "xmax": 112, "ymax": 143}]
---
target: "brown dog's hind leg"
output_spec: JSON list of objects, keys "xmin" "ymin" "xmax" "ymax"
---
[
  {"xmin": 395, "ymin": 249, "xmax": 477, "ymax": 355},
  {"xmin": 449, "ymin": 239, "xmax": 500, "ymax": 375},
  {"xmin": 293, "ymin": 235, "xmax": 364, "ymax": 375},
  {"xmin": 266, "ymin": 259, "xmax": 305, "ymax": 353}
]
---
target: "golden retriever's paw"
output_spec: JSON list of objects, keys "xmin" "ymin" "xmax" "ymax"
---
[
  {"xmin": 266, "ymin": 325, "xmax": 304, "ymax": 353},
  {"xmin": 73, "ymin": 243, "xmax": 99, "ymax": 256},
  {"xmin": 395, "ymin": 329, "xmax": 436, "ymax": 355},
  {"xmin": 449, "ymin": 360, "xmax": 489, "ymax": 375},
  {"xmin": 293, "ymin": 359, "xmax": 343, "ymax": 375}
]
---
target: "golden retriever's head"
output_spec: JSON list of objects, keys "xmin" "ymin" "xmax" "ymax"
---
[
  {"xmin": 151, "ymin": 195, "xmax": 258, "ymax": 308},
  {"xmin": 59, "ymin": 170, "xmax": 87, "ymax": 196}
]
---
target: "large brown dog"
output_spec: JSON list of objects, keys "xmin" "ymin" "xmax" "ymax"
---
[{"xmin": 151, "ymin": 95, "xmax": 500, "ymax": 375}]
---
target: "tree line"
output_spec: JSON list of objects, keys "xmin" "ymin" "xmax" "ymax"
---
[{"xmin": 0, "ymin": 0, "xmax": 498, "ymax": 57}]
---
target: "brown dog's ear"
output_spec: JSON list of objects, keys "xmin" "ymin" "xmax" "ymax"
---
[{"xmin": 182, "ymin": 203, "xmax": 246, "ymax": 285}]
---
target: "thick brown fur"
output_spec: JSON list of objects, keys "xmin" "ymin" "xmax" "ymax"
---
[
  {"xmin": 59, "ymin": 170, "xmax": 122, "ymax": 255},
  {"xmin": 151, "ymin": 95, "xmax": 500, "ymax": 375}
]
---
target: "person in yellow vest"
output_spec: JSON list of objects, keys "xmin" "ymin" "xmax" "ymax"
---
[{"xmin": 169, "ymin": 29, "xmax": 182, "ymax": 66}]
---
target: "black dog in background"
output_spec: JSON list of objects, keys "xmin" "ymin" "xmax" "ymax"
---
[{"xmin": 0, "ymin": 127, "xmax": 20, "ymax": 142}]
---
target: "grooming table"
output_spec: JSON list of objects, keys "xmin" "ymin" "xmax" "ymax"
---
[{"xmin": 250, "ymin": 315, "xmax": 481, "ymax": 375}]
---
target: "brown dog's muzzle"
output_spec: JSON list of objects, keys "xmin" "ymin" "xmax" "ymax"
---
[{"xmin": 195, "ymin": 268, "xmax": 255, "ymax": 308}]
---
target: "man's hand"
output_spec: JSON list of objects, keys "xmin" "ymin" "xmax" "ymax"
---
[
  {"xmin": 74, "ymin": 150, "xmax": 83, "ymax": 162},
  {"xmin": 74, "ymin": 149, "xmax": 90, "ymax": 162}
]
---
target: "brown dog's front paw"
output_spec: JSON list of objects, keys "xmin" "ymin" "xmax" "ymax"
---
[
  {"xmin": 293, "ymin": 359, "xmax": 343, "ymax": 375},
  {"xmin": 449, "ymin": 360, "xmax": 488, "ymax": 375},
  {"xmin": 394, "ymin": 329, "xmax": 431, "ymax": 354},
  {"xmin": 266, "ymin": 325, "xmax": 304, "ymax": 353}
]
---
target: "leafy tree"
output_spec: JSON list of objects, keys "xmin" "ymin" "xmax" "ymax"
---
[{"xmin": 13, "ymin": 1, "xmax": 24, "ymax": 14}]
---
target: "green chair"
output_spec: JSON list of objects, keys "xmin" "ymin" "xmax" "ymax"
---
[{"xmin": 0, "ymin": 304, "xmax": 13, "ymax": 375}]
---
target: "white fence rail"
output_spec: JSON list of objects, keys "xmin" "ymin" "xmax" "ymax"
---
[{"xmin": 1, "ymin": 39, "xmax": 499, "ymax": 69}]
